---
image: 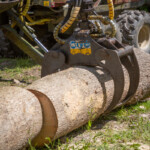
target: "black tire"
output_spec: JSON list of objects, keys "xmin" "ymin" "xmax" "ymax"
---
[
  {"xmin": 0, "ymin": 30, "xmax": 13, "ymax": 58},
  {"xmin": 116, "ymin": 10, "xmax": 150, "ymax": 53},
  {"xmin": 0, "ymin": 30, "xmax": 26, "ymax": 58}
]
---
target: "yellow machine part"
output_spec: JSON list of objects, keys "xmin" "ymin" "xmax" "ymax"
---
[
  {"xmin": 11, "ymin": 0, "xmax": 52, "ymax": 28},
  {"xmin": 21, "ymin": 0, "xmax": 31, "ymax": 16},
  {"xmin": 25, "ymin": 14, "xmax": 52, "ymax": 26}
]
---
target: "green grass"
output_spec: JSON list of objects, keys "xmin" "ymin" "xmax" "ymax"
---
[
  {"xmin": 0, "ymin": 58, "xmax": 37, "ymax": 70},
  {"xmin": 101, "ymin": 100, "xmax": 150, "ymax": 122}
]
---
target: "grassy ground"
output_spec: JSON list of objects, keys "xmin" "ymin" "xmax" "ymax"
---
[
  {"xmin": 0, "ymin": 58, "xmax": 41, "ymax": 87},
  {"xmin": 0, "ymin": 59, "xmax": 150, "ymax": 150}
]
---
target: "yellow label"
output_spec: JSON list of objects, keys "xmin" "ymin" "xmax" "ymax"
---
[
  {"xmin": 70, "ymin": 48, "xmax": 91, "ymax": 55},
  {"xmin": 43, "ymin": 1, "xmax": 50, "ymax": 7},
  {"xmin": 70, "ymin": 41, "xmax": 91, "ymax": 55}
]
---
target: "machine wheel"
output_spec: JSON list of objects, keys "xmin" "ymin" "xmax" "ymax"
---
[
  {"xmin": 0, "ymin": 30, "xmax": 13, "ymax": 58},
  {"xmin": 116, "ymin": 10, "xmax": 150, "ymax": 53},
  {"xmin": 0, "ymin": 30, "xmax": 27, "ymax": 58}
]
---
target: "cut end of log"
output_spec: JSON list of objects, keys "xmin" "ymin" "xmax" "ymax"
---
[{"xmin": 0, "ymin": 87, "xmax": 43, "ymax": 150}]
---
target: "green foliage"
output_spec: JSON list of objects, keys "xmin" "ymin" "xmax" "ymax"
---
[{"xmin": 86, "ymin": 120, "xmax": 92, "ymax": 130}]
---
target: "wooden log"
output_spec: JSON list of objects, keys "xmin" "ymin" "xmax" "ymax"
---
[
  {"xmin": 0, "ymin": 87, "xmax": 43, "ymax": 150},
  {"xmin": 0, "ymin": 49, "xmax": 149, "ymax": 149},
  {"xmin": 27, "ymin": 49, "xmax": 150, "ymax": 146}
]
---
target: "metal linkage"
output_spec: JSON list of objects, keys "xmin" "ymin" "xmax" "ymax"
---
[
  {"xmin": 2, "ymin": 25, "xmax": 44, "ymax": 65},
  {"xmin": 7, "ymin": 10, "xmax": 49, "ymax": 53}
]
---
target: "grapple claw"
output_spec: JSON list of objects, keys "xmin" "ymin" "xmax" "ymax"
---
[
  {"xmin": 118, "ymin": 48, "xmax": 140, "ymax": 106},
  {"xmin": 97, "ymin": 38, "xmax": 140, "ymax": 113},
  {"xmin": 95, "ymin": 49, "xmax": 125, "ymax": 113}
]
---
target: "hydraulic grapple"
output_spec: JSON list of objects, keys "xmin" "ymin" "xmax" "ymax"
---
[
  {"xmin": 0, "ymin": 0, "xmax": 140, "ymax": 112},
  {"xmin": 42, "ymin": 0, "xmax": 140, "ymax": 112}
]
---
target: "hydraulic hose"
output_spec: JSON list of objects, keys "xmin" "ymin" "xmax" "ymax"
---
[
  {"xmin": 25, "ymin": 14, "xmax": 34, "ymax": 22},
  {"xmin": 62, "ymin": 5, "xmax": 73, "ymax": 26},
  {"xmin": 54, "ymin": 0, "xmax": 82, "ymax": 44},
  {"xmin": 19, "ymin": 0, "xmax": 24, "ymax": 22},
  {"xmin": 25, "ymin": 14, "xmax": 51, "ymax": 26},
  {"xmin": 53, "ymin": 21, "xmax": 66, "ymax": 44},
  {"xmin": 88, "ymin": 15, "xmax": 116, "ymax": 37},
  {"xmin": 19, "ymin": 0, "xmax": 51, "ymax": 26},
  {"xmin": 15, "ymin": 0, "xmax": 30, "ymax": 25},
  {"xmin": 107, "ymin": 0, "xmax": 114, "ymax": 20},
  {"xmin": 60, "ymin": 0, "xmax": 82, "ymax": 33},
  {"xmin": 21, "ymin": 0, "xmax": 31, "ymax": 16}
]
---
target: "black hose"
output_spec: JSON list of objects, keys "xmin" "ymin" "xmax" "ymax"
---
[
  {"xmin": 78, "ymin": 0, "xmax": 83, "ymax": 7},
  {"xmin": 62, "ymin": 5, "xmax": 73, "ymax": 26},
  {"xmin": 76, "ymin": 0, "xmax": 79, "ymax": 6},
  {"xmin": 61, "ymin": 0, "xmax": 79, "ymax": 27}
]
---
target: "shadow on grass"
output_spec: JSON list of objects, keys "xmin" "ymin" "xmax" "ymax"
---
[{"xmin": 0, "ymin": 76, "xmax": 13, "ymax": 82}]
